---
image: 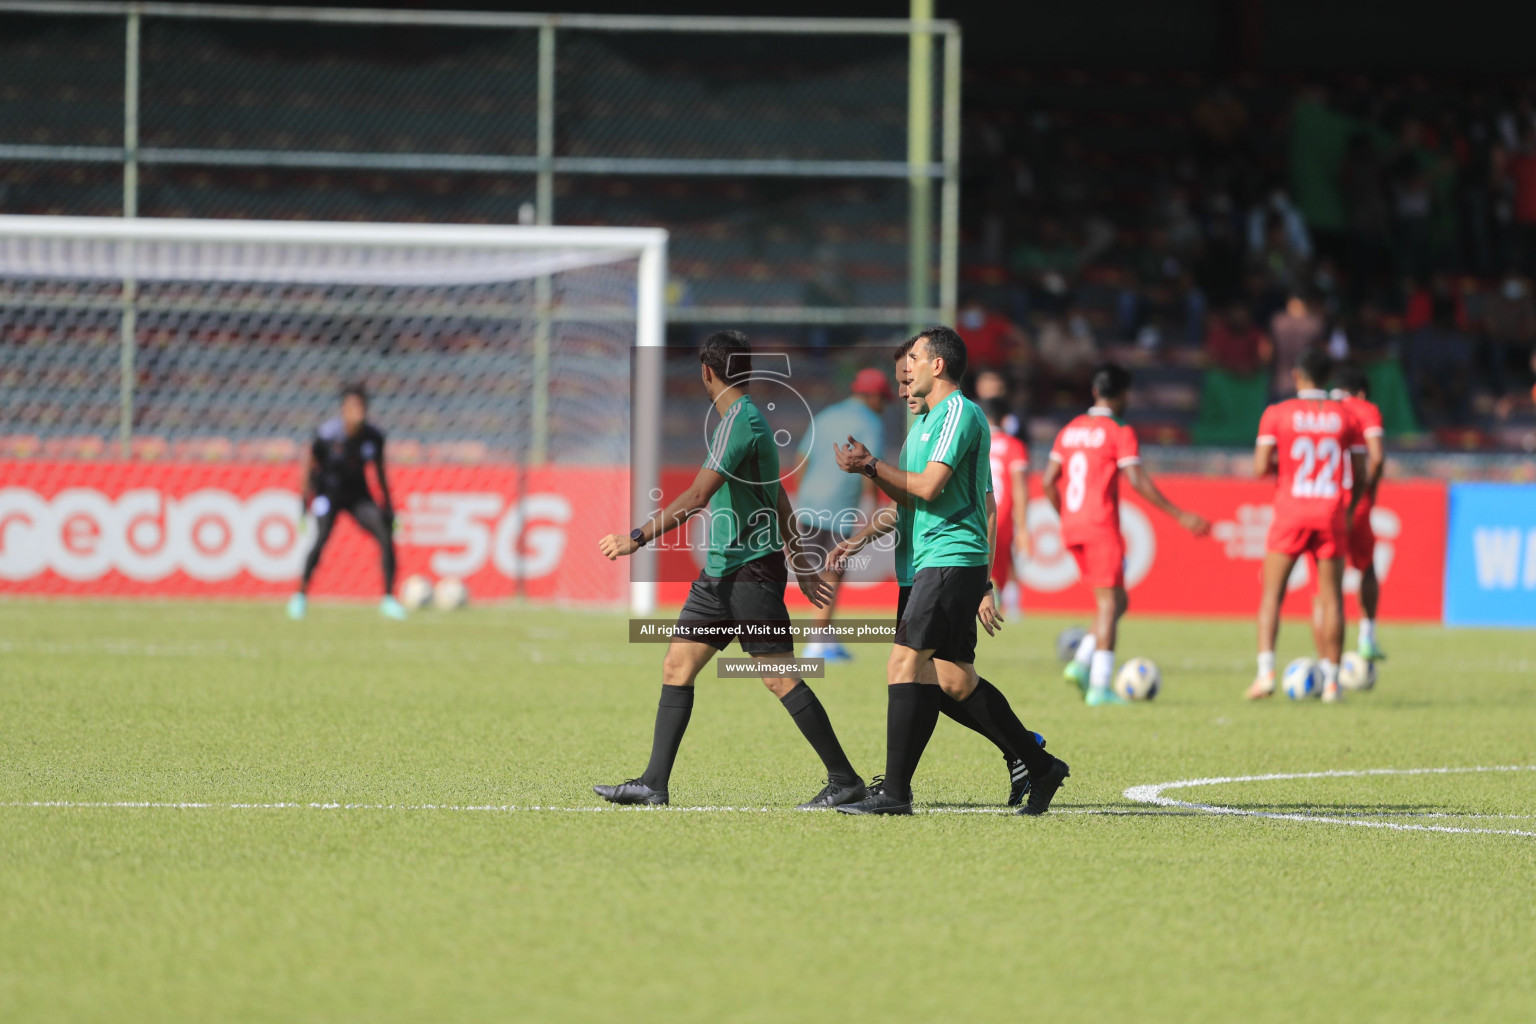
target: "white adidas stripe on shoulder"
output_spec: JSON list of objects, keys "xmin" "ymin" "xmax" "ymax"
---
[
  {"xmin": 705, "ymin": 402, "xmax": 742, "ymax": 471},
  {"xmin": 932, "ymin": 396, "xmax": 964, "ymax": 461}
]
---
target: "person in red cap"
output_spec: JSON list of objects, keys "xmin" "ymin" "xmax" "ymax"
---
[{"xmin": 793, "ymin": 367, "xmax": 894, "ymax": 661}]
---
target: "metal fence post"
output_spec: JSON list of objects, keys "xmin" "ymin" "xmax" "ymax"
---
[
  {"xmin": 536, "ymin": 19, "xmax": 555, "ymax": 226},
  {"xmin": 119, "ymin": 5, "xmax": 140, "ymax": 458},
  {"xmin": 906, "ymin": 0, "xmax": 933, "ymax": 333},
  {"xmin": 529, "ymin": 19, "xmax": 556, "ymax": 467},
  {"xmin": 939, "ymin": 27, "xmax": 960, "ymax": 327},
  {"xmin": 629, "ymin": 235, "xmax": 666, "ymax": 616}
]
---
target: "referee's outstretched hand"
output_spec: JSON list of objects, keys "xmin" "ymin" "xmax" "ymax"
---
[
  {"xmin": 794, "ymin": 567, "xmax": 834, "ymax": 609},
  {"xmin": 825, "ymin": 536, "xmax": 862, "ymax": 573},
  {"xmin": 833, "ymin": 435, "xmax": 872, "ymax": 474},
  {"xmin": 977, "ymin": 589, "xmax": 1003, "ymax": 637},
  {"xmin": 598, "ymin": 533, "xmax": 640, "ymax": 560}
]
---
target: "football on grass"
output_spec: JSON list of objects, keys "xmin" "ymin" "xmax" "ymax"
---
[
  {"xmin": 1339, "ymin": 651, "xmax": 1376, "ymax": 691},
  {"xmin": 1114, "ymin": 657, "xmax": 1161, "ymax": 700},
  {"xmin": 1282, "ymin": 658, "xmax": 1321, "ymax": 700},
  {"xmin": 433, "ymin": 577, "xmax": 469, "ymax": 611},
  {"xmin": 1056, "ymin": 625, "xmax": 1089, "ymax": 664},
  {"xmin": 400, "ymin": 574, "xmax": 434, "ymax": 611}
]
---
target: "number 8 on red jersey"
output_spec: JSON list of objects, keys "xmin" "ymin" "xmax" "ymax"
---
[{"xmin": 1048, "ymin": 408, "xmax": 1141, "ymax": 548}]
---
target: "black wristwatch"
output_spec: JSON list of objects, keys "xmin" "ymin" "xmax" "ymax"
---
[
  {"xmin": 630, "ymin": 528, "xmax": 648, "ymax": 548},
  {"xmin": 861, "ymin": 456, "xmax": 879, "ymax": 479}
]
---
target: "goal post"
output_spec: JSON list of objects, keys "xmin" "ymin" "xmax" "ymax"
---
[{"xmin": 0, "ymin": 214, "xmax": 665, "ymax": 613}]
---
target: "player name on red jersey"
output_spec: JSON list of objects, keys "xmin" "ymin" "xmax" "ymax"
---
[
  {"xmin": 1258, "ymin": 394, "xmax": 1364, "ymax": 531},
  {"xmin": 1059, "ymin": 424, "xmax": 1110, "ymax": 448},
  {"xmin": 1291, "ymin": 409, "xmax": 1343, "ymax": 434}
]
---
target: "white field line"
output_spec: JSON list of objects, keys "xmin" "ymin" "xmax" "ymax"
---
[
  {"xmin": 0, "ymin": 800, "xmax": 1106, "ymax": 816},
  {"xmin": 1123, "ymin": 765, "xmax": 1536, "ymax": 838},
  {"xmin": 0, "ymin": 639, "xmax": 260, "ymax": 658},
  {"xmin": 7, "ymin": 766, "xmax": 1532, "ymax": 831}
]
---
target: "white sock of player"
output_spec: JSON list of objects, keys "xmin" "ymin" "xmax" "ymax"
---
[
  {"xmin": 1320, "ymin": 659, "xmax": 1339, "ymax": 689},
  {"xmin": 1257, "ymin": 651, "xmax": 1275, "ymax": 677},
  {"xmin": 1089, "ymin": 649, "xmax": 1116, "ymax": 693},
  {"xmin": 1074, "ymin": 634, "xmax": 1097, "ymax": 665},
  {"xmin": 1359, "ymin": 618, "xmax": 1376, "ymax": 646}
]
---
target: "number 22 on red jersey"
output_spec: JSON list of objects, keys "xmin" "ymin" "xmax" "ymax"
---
[{"xmin": 1258, "ymin": 396, "xmax": 1362, "ymax": 526}]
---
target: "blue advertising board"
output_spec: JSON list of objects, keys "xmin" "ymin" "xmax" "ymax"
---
[{"xmin": 1444, "ymin": 483, "xmax": 1536, "ymax": 627}]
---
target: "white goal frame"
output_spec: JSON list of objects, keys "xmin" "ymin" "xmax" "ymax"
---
[{"xmin": 0, "ymin": 214, "xmax": 667, "ymax": 615}]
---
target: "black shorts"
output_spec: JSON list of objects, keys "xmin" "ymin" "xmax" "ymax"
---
[
  {"xmin": 310, "ymin": 492, "xmax": 392, "ymax": 542},
  {"xmin": 312, "ymin": 490, "xmax": 372, "ymax": 518},
  {"xmin": 895, "ymin": 564, "xmax": 989, "ymax": 664},
  {"xmin": 896, "ymin": 584, "xmax": 912, "ymax": 622},
  {"xmin": 675, "ymin": 553, "xmax": 793, "ymax": 655}
]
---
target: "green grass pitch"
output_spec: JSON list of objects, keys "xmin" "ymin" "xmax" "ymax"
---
[{"xmin": 2, "ymin": 598, "xmax": 1534, "ymax": 1022}]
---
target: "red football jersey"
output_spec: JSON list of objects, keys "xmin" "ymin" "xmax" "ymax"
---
[
  {"xmin": 1257, "ymin": 390, "xmax": 1364, "ymax": 530},
  {"xmin": 1336, "ymin": 393, "xmax": 1384, "ymax": 511},
  {"xmin": 1049, "ymin": 408, "xmax": 1140, "ymax": 547},
  {"xmin": 989, "ymin": 427, "xmax": 1029, "ymax": 524}
]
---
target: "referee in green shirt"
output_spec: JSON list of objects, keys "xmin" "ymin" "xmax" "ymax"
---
[
  {"xmin": 831, "ymin": 326, "xmax": 1071, "ymax": 816},
  {"xmin": 595, "ymin": 330, "xmax": 866, "ymax": 810},
  {"xmin": 829, "ymin": 339, "xmax": 1047, "ymax": 807}
]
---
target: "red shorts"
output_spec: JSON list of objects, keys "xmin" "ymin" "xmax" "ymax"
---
[
  {"xmin": 1346, "ymin": 507, "xmax": 1376, "ymax": 571},
  {"xmin": 1266, "ymin": 519, "xmax": 1346, "ymax": 561},
  {"xmin": 992, "ymin": 524, "xmax": 1015, "ymax": 588},
  {"xmin": 1067, "ymin": 538, "xmax": 1125, "ymax": 589}
]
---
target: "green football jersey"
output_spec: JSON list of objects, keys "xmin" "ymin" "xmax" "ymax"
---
[
  {"xmin": 701, "ymin": 394, "xmax": 782, "ymax": 576},
  {"xmin": 910, "ymin": 390, "xmax": 991, "ymax": 570},
  {"xmin": 893, "ymin": 400, "xmax": 991, "ymax": 585},
  {"xmin": 893, "ymin": 410, "xmax": 928, "ymax": 588}
]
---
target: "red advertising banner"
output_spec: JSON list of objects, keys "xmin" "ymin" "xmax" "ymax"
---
[
  {"xmin": 0, "ymin": 462, "xmax": 1445, "ymax": 620},
  {"xmin": 1013, "ymin": 477, "xmax": 1448, "ymax": 622},
  {"xmin": 654, "ymin": 474, "xmax": 1447, "ymax": 622},
  {"xmin": 0, "ymin": 461, "xmax": 628, "ymax": 603}
]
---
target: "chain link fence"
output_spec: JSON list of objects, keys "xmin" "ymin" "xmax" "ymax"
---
[{"xmin": 0, "ymin": 3, "xmax": 958, "ymax": 330}]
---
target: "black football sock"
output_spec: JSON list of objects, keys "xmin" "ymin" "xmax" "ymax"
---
[
  {"xmin": 939, "ymin": 690, "xmax": 1012, "ymax": 759},
  {"xmin": 960, "ymin": 679, "xmax": 1053, "ymax": 777},
  {"xmin": 780, "ymin": 682, "xmax": 860, "ymax": 786},
  {"xmin": 380, "ymin": 540, "xmax": 397, "ymax": 595},
  {"xmin": 884, "ymin": 683, "xmax": 940, "ymax": 800},
  {"xmin": 638, "ymin": 685, "xmax": 694, "ymax": 791},
  {"xmin": 906, "ymin": 685, "xmax": 942, "ymax": 786}
]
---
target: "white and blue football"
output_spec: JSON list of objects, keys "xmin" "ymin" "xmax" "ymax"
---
[
  {"xmin": 1339, "ymin": 651, "xmax": 1377, "ymax": 692},
  {"xmin": 1114, "ymin": 657, "xmax": 1161, "ymax": 701},
  {"xmin": 1282, "ymin": 658, "xmax": 1321, "ymax": 700}
]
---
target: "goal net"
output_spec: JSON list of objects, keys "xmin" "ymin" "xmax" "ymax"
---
[{"xmin": 0, "ymin": 216, "xmax": 664, "ymax": 611}]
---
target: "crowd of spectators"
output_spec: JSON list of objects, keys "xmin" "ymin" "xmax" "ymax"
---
[{"xmin": 959, "ymin": 74, "xmax": 1536, "ymax": 446}]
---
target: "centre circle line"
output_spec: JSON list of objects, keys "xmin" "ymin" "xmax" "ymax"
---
[{"xmin": 1122, "ymin": 765, "xmax": 1536, "ymax": 838}]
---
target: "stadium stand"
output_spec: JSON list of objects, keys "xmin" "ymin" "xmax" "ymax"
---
[
  {"xmin": 963, "ymin": 68, "xmax": 1536, "ymax": 451},
  {"xmin": 5, "ymin": 9, "xmax": 1536, "ymax": 455}
]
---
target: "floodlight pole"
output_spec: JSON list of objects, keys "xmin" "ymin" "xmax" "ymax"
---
[{"xmin": 119, "ymin": 5, "xmax": 140, "ymax": 458}]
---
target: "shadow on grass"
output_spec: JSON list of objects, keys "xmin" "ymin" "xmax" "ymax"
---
[
  {"xmin": 921, "ymin": 801, "xmax": 1531, "ymax": 820},
  {"xmin": 922, "ymin": 801, "xmax": 1203, "ymax": 817}
]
